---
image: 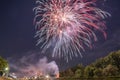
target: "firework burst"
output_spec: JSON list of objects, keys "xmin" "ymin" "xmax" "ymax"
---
[{"xmin": 34, "ymin": 0, "xmax": 110, "ymax": 61}]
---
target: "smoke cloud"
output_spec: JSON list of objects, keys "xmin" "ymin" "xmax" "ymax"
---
[{"xmin": 9, "ymin": 52, "xmax": 59, "ymax": 78}]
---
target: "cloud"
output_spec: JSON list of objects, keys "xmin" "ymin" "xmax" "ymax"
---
[{"xmin": 8, "ymin": 52, "xmax": 59, "ymax": 78}]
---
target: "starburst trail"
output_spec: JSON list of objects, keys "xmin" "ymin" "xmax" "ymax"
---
[{"xmin": 34, "ymin": 0, "xmax": 110, "ymax": 61}]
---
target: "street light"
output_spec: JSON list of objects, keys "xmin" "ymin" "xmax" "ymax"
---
[
  {"xmin": 46, "ymin": 75, "xmax": 49, "ymax": 78},
  {"xmin": 45, "ymin": 75, "xmax": 50, "ymax": 80},
  {"xmin": 0, "ymin": 67, "xmax": 9, "ymax": 76},
  {"xmin": 4, "ymin": 67, "xmax": 9, "ymax": 77},
  {"xmin": 5, "ymin": 67, "xmax": 9, "ymax": 71}
]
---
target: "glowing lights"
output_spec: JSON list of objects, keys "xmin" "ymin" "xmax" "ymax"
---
[
  {"xmin": 45, "ymin": 75, "xmax": 50, "ymax": 78},
  {"xmin": 34, "ymin": 0, "xmax": 110, "ymax": 61},
  {"xmin": 5, "ymin": 67, "xmax": 9, "ymax": 71}
]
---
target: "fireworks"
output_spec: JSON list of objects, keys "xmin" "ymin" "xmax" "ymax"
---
[{"xmin": 34, "ymin": 0, "xmax": 110, "ymax": 61}]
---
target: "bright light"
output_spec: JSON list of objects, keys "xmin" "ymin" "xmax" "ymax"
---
[
  {"xmin": 45, "ymin": 75, "xmax": 50, "ymax": 79},
  {"xmin": 5, "ymin": 67, "xmax": 9, "ymax": 71}
]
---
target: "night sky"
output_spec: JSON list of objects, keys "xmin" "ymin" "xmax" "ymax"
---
[{"xmin": 0, "ymin": 0, "xmax": 120, "ymax": 72}]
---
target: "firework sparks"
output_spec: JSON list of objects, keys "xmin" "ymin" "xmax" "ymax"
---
[{"xmin": 34, "ymin": 0, "xmax": 110, "ymax": 61}]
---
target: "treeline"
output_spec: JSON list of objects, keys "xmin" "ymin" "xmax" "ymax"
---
[{"xmin": 60, "ymin": 50, "xmax": 120, "ymax": 78}]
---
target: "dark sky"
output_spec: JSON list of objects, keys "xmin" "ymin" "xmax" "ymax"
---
[
  {"xmin": 0, "ymin": 0, "xmax": 120, "ymax": 71},
  {"xmin": 0, "ymin": 0, "xmax": 36, "ymax": 57}
]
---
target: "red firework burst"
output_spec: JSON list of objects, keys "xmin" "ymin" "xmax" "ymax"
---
[{"xmin": 34, "ymin": 0, "xmax": 110, "ymax": 61}]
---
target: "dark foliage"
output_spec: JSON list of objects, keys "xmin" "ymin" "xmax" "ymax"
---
[{"xmin": 60, "ymin": 50, "xmax": 120, "ymax": 78}]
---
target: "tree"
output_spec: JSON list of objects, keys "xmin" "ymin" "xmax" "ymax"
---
[
  {"xmin": 102, "ymin": 64, "xmax": 118, "ymax": 76},
  {"xmin": 108, "ymin": 51, "xmax": 120, "ymax": 70},
  {"xmin": 60, "ymin": 50, "xmax": 120, "ymax": 78},
  {"xmin": 75, "ymin": 69, "xmax": 82, "ymax": 78},
  {"xmin": 0, "ymin": 57, "xmax": 9, "ymax": 76},
  {"xmin": 60, "ymin": 69, "xmax": 74, "ymax": 77},
  {"xmin": 74, "ymin": 64, "xmax": 84, "ymax": 77},
  {"xmin": 66, "ymin": 69, "xmax": 74, "ymax": 77},
  {"xmin": 84, "ymin": 66, "xmax": 94, "ymax": 78},
  {"xmin": 93, "ymin": 68, "xmax": 102, "ymax": 77},
  {"xmin": 93, "ymin": 57, "xmax": 110, "ymax": 69}
]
